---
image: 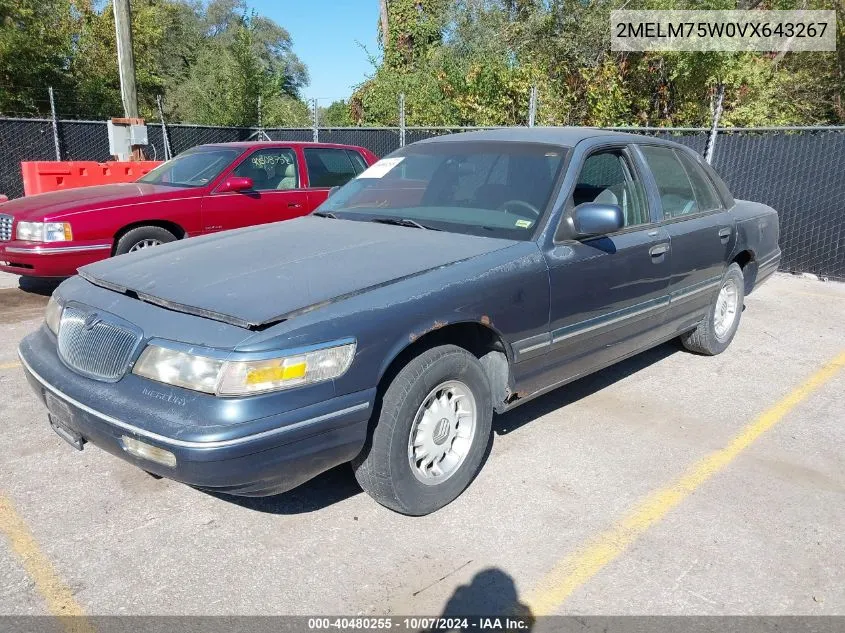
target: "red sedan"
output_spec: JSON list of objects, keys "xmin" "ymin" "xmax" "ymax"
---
[{"xmin": 0, "ymin": 142, "xmax": 378, "ymax": 277}]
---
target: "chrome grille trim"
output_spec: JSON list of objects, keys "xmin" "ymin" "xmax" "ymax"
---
[
  {"xmin": 57, "ymin": 305, "xmax": 142, "ymax": 382},
  {"xmin": 0, "ymin": 214, "xmax": 12, "ymax": 241}
]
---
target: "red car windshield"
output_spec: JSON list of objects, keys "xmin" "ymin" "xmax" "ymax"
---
[{"xmin": 139, "ymin": 147, "xmax": 242, "ymax": 188}]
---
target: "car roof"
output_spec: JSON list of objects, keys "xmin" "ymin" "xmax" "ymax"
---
[
  {"xmin": 414, "ymin": 126, "xmax": 682, "ymax": 149},
  {"xmin": 200, "ymin": 141, "xmax": 367, "ymax": 151}
]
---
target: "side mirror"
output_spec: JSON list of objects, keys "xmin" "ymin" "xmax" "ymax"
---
[
  {"xmin": 327, "ymin": 186, "xmax": 340, "ymax": 198},
  {"xmin": 572, "ymin": 202, "xmax": 624, "ymax": 238},
  {"xmin": 217, "ymin": 176, "xmax": 254, "ymax": 193}
]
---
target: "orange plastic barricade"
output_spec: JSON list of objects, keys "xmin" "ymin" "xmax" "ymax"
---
[{"xmin": 21, "ymin": 161, "xmax": 163, "ymax": 196}]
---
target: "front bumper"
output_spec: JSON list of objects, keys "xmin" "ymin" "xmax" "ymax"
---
[
  {"xmin": 19, "ymin": 329, "xmax": 375, "ymax": 497},
  {"xmin": 0, "ymin": 240, "xmax": 112, "ymax": 277}
]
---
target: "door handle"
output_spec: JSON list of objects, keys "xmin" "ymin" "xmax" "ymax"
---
[
  {"xmin": 649, "ymin": 244, "xmax": 670, "ymax": 257},
  {"xmin": 718, "ymin": 227, "xmax": 732, "ymax": 243},
  {"xmin": 287, "ymin": 202, "xmax": 303, "ymax": 209}
]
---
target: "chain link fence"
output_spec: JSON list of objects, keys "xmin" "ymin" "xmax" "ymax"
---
[
  {"xmin": 0, "ymin": 117, "xmax": 842, "ymax": 280},
  {"xmin": 710, "ymin": 129, "xmax": 845, "ymax": 281}
]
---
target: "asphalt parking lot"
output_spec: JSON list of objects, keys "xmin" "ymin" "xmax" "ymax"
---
[{"xmin": 0, "ymin": 270, "xmax": 843, "ymax": 617}]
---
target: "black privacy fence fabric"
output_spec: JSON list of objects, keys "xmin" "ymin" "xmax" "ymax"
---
[
  {"xmin": 0, "ymin": 120, "xmax": 842, "ymax": 280},
  {"xmin": 710, "ymin": 131, "xmax": 844, "ymax": 282}
]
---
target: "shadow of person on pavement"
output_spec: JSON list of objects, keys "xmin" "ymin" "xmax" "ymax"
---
[{"xmin": 437, "ymin": 568, "xmax": 533, "ymax": 629}]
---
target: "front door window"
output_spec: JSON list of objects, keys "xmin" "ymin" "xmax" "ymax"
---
[{"xmin": 233, "ymin": 148, "xmax": 299, "ymax": 191}]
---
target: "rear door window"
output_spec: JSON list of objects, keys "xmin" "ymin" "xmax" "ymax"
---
[
  {"xmin": 304, "ymin": 148, "xmax": 359, "ymax": 188},
  {"xmin": 676, "ymin": 151, "xmax": 722, "ymax": 212},
  {"xmin": 345, "ymin": 150, "xmax": 368, "ymax": 174},
  {"xmin": 640, "ymin": 146, "xmax": 699, "ymax": 219}
]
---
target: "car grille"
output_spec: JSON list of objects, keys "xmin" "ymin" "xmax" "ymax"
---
[
  {"xmin": 57, "ymin": 305, "xmax": 142, "ymax": 382},
  {"xmin": 0, "ymin": 214, "xmax": 12, "ymax": 241}
]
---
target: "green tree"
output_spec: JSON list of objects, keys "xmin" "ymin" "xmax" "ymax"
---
[
  {"xmin": 0, "ymin": 0, "xmax": 311, "ymax": 124},
  {"xmin": 70, "ymin": 0, "xmax": 201, "ymax": 119},
  {"xmin": 320, "ymin": 100, "xmax": 353, "ymax": 126},
  {"xmin": 0, "ymin": 0, "xmax": 78, "ymax": 115},
  {"xmin": 169, "ymin": 6, "xmax": 309, "ymax": 126},
  {"xmin": 353, "ymin": 0, "xmax": 844, "ymax": 127}
]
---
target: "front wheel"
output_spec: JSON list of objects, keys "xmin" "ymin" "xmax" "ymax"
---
[
  {"xmin": 681, "ymin": 262, "xmax": 745, "ymax": 355},
  {"xmin": 353, "ymin": 345, "xmax": 493, "ymax": 515},
  {"xmin": 114, "ymin": 225, "xmax": 177, "ymax": 256}
]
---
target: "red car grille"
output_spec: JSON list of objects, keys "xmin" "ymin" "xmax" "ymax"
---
[{"xmin": 0, "ymin": 214, "xmax": 11, "ymax": 241}]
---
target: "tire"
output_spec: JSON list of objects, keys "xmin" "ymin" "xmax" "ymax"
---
[
  {"xmin": 681, "ymin": 263, "xmax": 745, "ymax": 355},
  {"xmin": 353, "ymin": 345, "xmax": 493, "ymax": 515},
  {"xmin": 114, "ymin": 226, "xmax": 176, "ymax": 256}
]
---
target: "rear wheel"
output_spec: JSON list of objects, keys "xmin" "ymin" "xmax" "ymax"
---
[
  {"xmin": 681, "ymin": 263, "xmax": 745, "ymax": 355},
  {"xmin": 353, "ymin": 345, "xmax": 493, "ymax": 515},
  {"xmin": 115, "ymin": 226, "xmax": 177, "ymax": 256}
]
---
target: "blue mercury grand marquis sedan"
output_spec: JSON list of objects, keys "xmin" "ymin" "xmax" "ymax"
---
[{"xmin": 19, "ymin": 129, "xmax": 780, "ymax": 515}]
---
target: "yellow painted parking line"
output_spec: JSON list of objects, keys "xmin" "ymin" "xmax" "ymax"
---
[
  {"xmin": 526, "ymin": 349, "xmax": 845, "ymax": 615},
  {"xmin": 0, "ymin": 361, "xmax": 21, "ymax": 370},
  {"xmin": 0, "ymin": 493, "xmax": 94, "ymax": 632}
]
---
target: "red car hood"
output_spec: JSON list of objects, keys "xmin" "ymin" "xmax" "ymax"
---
[{"xmin": 0, "ymin": 183, "xmax": 195, "ymax": 221}]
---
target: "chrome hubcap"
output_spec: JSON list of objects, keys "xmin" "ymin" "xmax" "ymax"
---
[
  {"xmin": 714, "ymin": 278, "xmax": 739, "ymax": 340},
  {"xmin": 408, "ymin": 381, "xmax": 477, "ymax": 485},
  {"xmin": 128, "ymin": 238, "xmax": 162, "ymax": 252}
]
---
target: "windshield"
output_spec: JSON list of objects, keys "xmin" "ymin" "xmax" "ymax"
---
[
  {"xmin": 138, "ymin": 147, "xmax": 242, "ymax": 187},
  {"xmin": 317, "ymin": 141, "xmax": 568, "ymax": 240}
]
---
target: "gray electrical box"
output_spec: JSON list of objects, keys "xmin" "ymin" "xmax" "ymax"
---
[
  {"xmin": 129, "ymin": 124, "xmax": 148, "ymax": 146},
  {"xmin": 107, "ymin": 120, "xmax": 148, "ymax": 160}
]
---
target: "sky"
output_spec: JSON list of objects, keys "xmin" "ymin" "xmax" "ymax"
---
[{"xmin": 247, "ymin": 0, "xmax": 382, "ymax": 106}]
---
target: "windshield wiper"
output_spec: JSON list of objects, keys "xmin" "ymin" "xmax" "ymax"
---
[
  {"xmin": 313, "ymin": 211, "xmax": 338, "ymax": 218},
  {"xmin": 370, "ymin": 217, "xmax": 440, "ymax": 231}
]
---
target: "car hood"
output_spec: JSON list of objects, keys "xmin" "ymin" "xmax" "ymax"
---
[
  {"xmin": 0, "ymin": 183, "xmax": 193, "ymax": 221},
  {"xmin": 79, "ymin": 216, "xmax": 518, "ymax": 329}
]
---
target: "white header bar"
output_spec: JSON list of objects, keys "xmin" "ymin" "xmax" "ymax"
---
[{"xmin": 611, "ymin": 10, "xmax": 836, "ymax": 52}]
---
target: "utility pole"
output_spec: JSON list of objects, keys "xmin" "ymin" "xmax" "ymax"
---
[
  {"xmin": 379, "ymin": 0, "xmax": 389, "ymax": 49},
  {"xmin": 113, "ymin": 0, "xmax": 139, "ymax": 119}
]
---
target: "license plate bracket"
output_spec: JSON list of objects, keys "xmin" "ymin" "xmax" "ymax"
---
[{"xmin": 45, "ymin": 392, "xmax": 86, "ymax": 451}]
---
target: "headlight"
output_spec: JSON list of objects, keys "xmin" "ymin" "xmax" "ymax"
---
[
  {"xmin": 16, "ymin": 221, "xmax": 73, "ymax": 242},
  {"xmin": 216, "ymin": 343, "xmax": 356, "ymax": 396},
  {"xmin": 45, "ymin": 295, "xmax": 63, "ymax": 334},
  {"xmin": 133, "ymin": 346, "xmax": 224, "ymax": 393},
  {"xmin": 132, "ymin": 341, "xmax": 356, "ymax": 396}
]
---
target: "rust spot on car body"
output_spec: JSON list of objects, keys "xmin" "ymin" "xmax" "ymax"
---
[{"xmin": 409, "ymin": 320, "xmax": 449, "ymax": 342}]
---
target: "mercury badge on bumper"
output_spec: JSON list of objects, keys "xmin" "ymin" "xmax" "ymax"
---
[{"xmin": 19, "ymin": 128, "xmax": 781, "ymax": 515}]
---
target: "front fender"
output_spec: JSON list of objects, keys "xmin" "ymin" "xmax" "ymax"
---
[
  {"xmin": 340, "ymin": 243, "xmax": 549, "ymax": 396},
  {"xmin": 376, "ymin": 315, "xmax": 515, "ymax": 384},
  {"xmin": 61, "ymin": 197, "xmax": 203, "ymax": 242},
  {"xmin": 236, "ymin": 242, "xmax": 551, "ymax": 401}
]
